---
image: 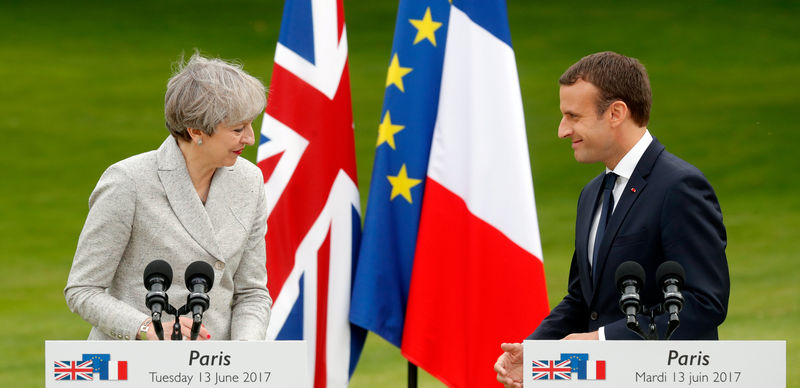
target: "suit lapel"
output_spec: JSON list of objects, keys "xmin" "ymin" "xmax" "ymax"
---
[
  {"xmin": 577, "ymin": 174, "xmax": 603, "ymax": 299},
  {"xmin": 204, "ymin": 165, "xmax": 246, "ymax": 262},
  {"xmin": 156, "ymin": 137, "xmax": 224, "ymax": 261},
  {"xmin": 591, "ymin": 139, "xmax": 665, "ymax": 300},
  {"xmin": 591, "ymin": 173, "xmax": 647, "ymax": 288}
]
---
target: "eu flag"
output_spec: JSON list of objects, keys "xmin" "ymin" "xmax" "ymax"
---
[
  {"xmin": 351, "ymin": 1, "xmax": 549, "ymax": 387},
  {"xmin": 82, "ymin": 353, "xmax": 110, "ymax": 380},
  {"xmin": 349, "ymin": 0, "xmax": 451, "ymax": 348},
  {"xmin": 561, "ymin": 353, "xmax": 589, "ymax": 379}
]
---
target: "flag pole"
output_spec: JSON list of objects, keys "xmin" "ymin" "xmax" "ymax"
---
[{"xmin": 408, "ymin": 362, "xmax": 418, "ymax": 388}]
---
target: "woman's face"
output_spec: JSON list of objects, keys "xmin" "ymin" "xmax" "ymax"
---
[{"xmin": 202, "ymin": 120, "xmax": 256, "ymax": 167}]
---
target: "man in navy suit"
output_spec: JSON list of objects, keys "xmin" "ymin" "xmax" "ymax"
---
[{"xmin": 495, "ymin": 52, "xmax": 729, "ymax": 387}]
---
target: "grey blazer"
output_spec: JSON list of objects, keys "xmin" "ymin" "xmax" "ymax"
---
[{"xmin": 65, "ymin": 137, "xmax": 271, "ymax": 340}]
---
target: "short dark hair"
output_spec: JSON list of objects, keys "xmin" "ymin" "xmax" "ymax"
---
[{"xmin": 560, "ymin": 51, "xmax": 651, "ymax": 127}]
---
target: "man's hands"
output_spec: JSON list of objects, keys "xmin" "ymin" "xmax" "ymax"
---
[
  {"xmin": 494, "ymin": 332, "xmax": 599, "ymax": 387},
  {"xmin": 562, "ymin": 331, "xmax": 599, "ymax": 340},
  {"xmin": 494, "ymin": 343, "xmax": 524, "ymax": 388}
]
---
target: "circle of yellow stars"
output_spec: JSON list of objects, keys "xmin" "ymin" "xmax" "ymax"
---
[{"xmin": 378, "ymin": 6, "xmax": 443, "ymax": 204}]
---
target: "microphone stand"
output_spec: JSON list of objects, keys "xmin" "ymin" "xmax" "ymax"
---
[
  {"xmin": 146, "ymin": 286, "xmax": 169, "ymax": 340},
  {"xmin": 625, "ymin": 305, "xmax": 666, "ymax": 340},
  {"xmin": 625, "ymin": 313, "xmax": 649, "ymax": 340},
  {"xmin": 186, "ymin": 288, "xmax": 210, "ymax": 341},
  {"xmin": 665, "ymin": 311, "xmax": 680, "ymax": 340},
  {"xmin": 644, "ymin": 305, "xmax": 661, "ymax": 340},
  {"xmin": 190, "ymin": 311, "xmax": 203, "ymax": 341},
  {"xmin": 160, "ymin": 304, "xmax": 182, "ymax": 341},
  {"xmin": 153, "ymin": 303, "xmax": 188, "ymax": 341},
  {"xmin": 169, "ymin": 305, "xmax": 194, "ymax": 341},
  {"xmin": 152, "ymin": 310, "xmax": 165, "ymax": 340},
  {"xmin": 630, "ymin": 305, "xmax": 677, "ymax": 340},
  {"xmin": 150, "ymin": 300, "xmax": 207, "ymax": 341}
]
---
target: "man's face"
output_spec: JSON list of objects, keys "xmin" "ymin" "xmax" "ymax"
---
[{"xmin": 557, "ymin": 80, "xmax": 617, "ymax": 166}]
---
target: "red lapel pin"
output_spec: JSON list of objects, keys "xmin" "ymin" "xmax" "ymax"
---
[{"xmin": 631, "ymin": 187, "xmax": 637, "ymax": 193}]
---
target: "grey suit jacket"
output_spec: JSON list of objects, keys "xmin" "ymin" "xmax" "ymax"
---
[{"xmin": 65, "ymin": 136, "xmax": 271, "ymax": 340}]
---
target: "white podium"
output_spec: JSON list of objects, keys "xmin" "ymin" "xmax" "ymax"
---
[
  {"xmin": 522, "ymin": 340, "xmax": 785, "ymax": 387},
  {"xmin": 45, "ymin": 340, "xmax": 308, "ymax": 387}
]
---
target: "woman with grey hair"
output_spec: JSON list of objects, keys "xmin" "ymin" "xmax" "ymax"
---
[{"xmin": 64, "ymin": 54, "xmax": 272, "ymax": 341}]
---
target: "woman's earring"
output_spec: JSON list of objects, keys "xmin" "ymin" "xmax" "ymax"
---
[{"xmin": 197, "ymin": 138, "xmax": 203, "ymax": 145}]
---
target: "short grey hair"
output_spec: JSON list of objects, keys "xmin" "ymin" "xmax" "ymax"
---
[{"xmin": 165, "ymin": 53, "xmax": 267, "ymax": 141}]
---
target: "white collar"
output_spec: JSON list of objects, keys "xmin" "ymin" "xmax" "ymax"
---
[{"xmin": 606, "ymin": 129, "xmax": 653, "ymax": 179}]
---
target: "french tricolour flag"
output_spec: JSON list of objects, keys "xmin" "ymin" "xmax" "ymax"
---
[
  {"xmin": 258, "ymin": 1, "xmax": 365, "ymax": 387},
  {"xmin": 561, "ymin": 353, "xmax": 606, "ymax": 380},
  {"xmin": 351, "ymin": 1, "xmax": 550, "ymax": 387},
  {"xmin": 584, "ymin": 360, "xmax": 607, "ymax": 380},
  {"xmin": 81, "ymin": 354, "xmax": 127, "ymax": 380},
  {"xmin": 106, "ymin": 361, "xmax": 127, "ymax": 380}
]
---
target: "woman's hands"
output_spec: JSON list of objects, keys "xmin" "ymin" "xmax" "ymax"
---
[{"xmin": 145, "ymin": 316, "xmax": 211, "ymax": 340}]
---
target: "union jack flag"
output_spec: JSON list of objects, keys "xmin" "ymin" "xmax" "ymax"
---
[
  {"xmin": 54, "ymin": 360, "xmax": 93, "ymax": 381},
  {"xmin": 257, "ymin": 0, "xmax": 365, "ymax": 387},
  {"xmin": 532, "ymin": 359, "xmax": 572, "ymax": 380}
]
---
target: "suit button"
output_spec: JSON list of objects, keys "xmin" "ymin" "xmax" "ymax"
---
[
  {"xmin": 215, "ymin": 261, "xmax": 225, "ymax": 270},
  {"xmin": 590, "ymin": 312, "xmax": 599, "ymax": 320}
]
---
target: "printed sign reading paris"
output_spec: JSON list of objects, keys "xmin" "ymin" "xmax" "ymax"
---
[{"xmin": 523, "ymin": 340, "xmax": 785, "ymax": 387}]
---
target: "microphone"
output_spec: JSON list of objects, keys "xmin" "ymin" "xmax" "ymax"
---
[
  {"xmin": 184, "ymin": 261, "xmax": 215, "ymax": 340},
  {"xmin": 615, "ymin": 260, "xmax": 646, "ymax": 339},
  {"xmin": 657, "ymin": 261, "xmax": 685, "ymax": 339},
  {"xmin": 143, "ymin": 260, "xmax": 172, "ymax": 340}
]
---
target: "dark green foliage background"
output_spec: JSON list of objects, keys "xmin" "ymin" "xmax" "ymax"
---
[{"xmin": 1, "ymin": 1, "xmax": 797, "ymax": 386}]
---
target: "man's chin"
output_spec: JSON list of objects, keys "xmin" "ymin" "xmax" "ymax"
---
[
  {"xmin": 573, "ymin": 152, "xmax": 590, "ymax": 164},
  {"xmin": 573, "ymin": 152, "xmax": 600, "ymax": 165}
]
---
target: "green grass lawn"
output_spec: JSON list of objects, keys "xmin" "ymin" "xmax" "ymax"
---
[{"xmin": 1, "ymin": 0, "xmax": 797, "ymax": 387}]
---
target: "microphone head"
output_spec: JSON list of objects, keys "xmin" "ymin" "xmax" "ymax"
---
[
  {"xmin": 185, "ymin": 261, "xmax": 215, "ymax": 292},
  {"xmin": 615, "ymin": 260, "xmax": 646, "ymax": 291},
  {"xmin": 656, "ymin": 261, "xmax": 685, "ymax": 287},
  {"xmin": 143, "ymin": 260, "xmax": 173, "ymax": 290}
]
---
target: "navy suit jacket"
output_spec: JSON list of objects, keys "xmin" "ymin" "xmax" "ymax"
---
[{"xmin": 529, "ymin": 139, "xmax": 729, "ymax": 340}]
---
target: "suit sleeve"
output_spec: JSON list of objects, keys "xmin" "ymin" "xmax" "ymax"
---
[
  {"xmin": 64, "ymin": 164, "xmax": 150, "ymax": 340},
  {"xmin": 229, "ymin": 171, "xmax": 272, "ymax": 340},
  {"xmin": 604, "ymin": 172, "xmax": 729, "ymax": 340},
  {"xmin": 528, "ymin": 251, "xmax": 589, "ymax": 339}
]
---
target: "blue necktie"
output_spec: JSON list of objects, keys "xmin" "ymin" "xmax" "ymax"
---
[{"xmin": 592, "ymin": 172, "xmax": 617, "ymax": 272}]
